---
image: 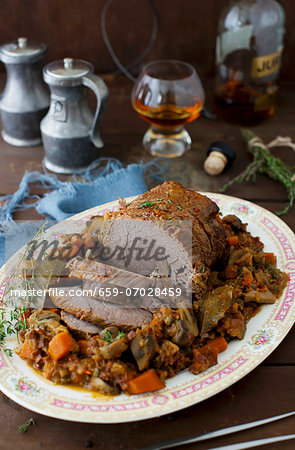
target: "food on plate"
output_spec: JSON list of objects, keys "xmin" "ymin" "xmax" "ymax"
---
[{"xmin": 16, "ymin": 181, "xmax": 289, "ymax": 395}]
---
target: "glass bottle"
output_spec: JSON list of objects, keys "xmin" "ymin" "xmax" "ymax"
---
[{"xmin": 214, "ymin": 0, "xmax": 285, "ymax": 123}]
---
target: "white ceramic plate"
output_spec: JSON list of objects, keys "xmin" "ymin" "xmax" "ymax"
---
[{"xmin": 0, "ymin": 193, "xmax": 294, "ymax": 423}]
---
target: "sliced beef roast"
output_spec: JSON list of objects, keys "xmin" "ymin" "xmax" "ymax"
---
[
  {"xmin": 87, "ymin": 181, "xmax": 226, "ymax": 295},
  {"xmin": 65, "ymin": 258, "xmax": 183, "ymax": 310},
  {"xmin": 60, "ymin": 310, "xmax": 102, "ymax": 338},
  {"xmin": 51, "ymin": 288, "xmax": 153, "ymax": 330},
  {"xmin": 91, "ymin": 218, "xmax": 192, "ymax": 287},
  {"xmin": 66, "ymin": 257, "xmax": 166, "ymax": 284}
]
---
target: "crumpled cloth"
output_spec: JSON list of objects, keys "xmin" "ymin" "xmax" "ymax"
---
[{"xmin": 0, "ymin": 157, "xmax": 168, "ymax": 266}]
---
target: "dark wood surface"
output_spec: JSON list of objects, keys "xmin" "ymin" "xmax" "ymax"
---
[
  {"xmin": 0, "ymin": 75, "xmax": 294, "ymax": 449},
  {"xmin": 0, "ymin": 0, "xmax": 295, "ymax": 81}
]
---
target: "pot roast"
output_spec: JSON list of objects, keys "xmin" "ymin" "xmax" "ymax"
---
[
  {"xmin": 87, "ymin": 181, "xmax": 225, "ymax": 289},
  {"xmin": 19, "ymin": 183, "xmax": 289, "ymax": 395},
  {"xmin": 50, "ymin": 181, "xmax": 226, "ymax": 330}
]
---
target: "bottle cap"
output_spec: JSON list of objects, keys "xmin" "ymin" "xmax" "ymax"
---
[
  {"xmin": 204, "ymin": 141, "xmax": 236, "ymax": 176},
  {"xmin": 207, "ymin": 141, "xmax": 236, "ymax": 169}
]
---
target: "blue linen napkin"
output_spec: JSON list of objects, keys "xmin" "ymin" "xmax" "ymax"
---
[
  {"xmin": 37, "ymin": 163, "xmax": 148, "ymax": 220},
  {"xmin": 0, "ymin": 158, "xmax": 167, "ymax": 266}
]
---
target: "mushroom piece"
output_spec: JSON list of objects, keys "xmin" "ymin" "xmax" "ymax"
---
[
  {"xmin": 229, "ymin": 249, "xmax": 253, "ymax": 266},
  {"xmin": 168, "ymin": 308, "xmax": 199, "ymax": 347},
  {"xmin": 28, "ymin": 310, "xmax": 66, "ymax": 335},
  {"xmin": 28, "ymin": 310, "xmax": 60, "ymax": 324},
  {"xmin": 87, "ymin": 216, "xmax": 104, "ymax": 237},
  {"xmin": 130, "ymin": 331, "xmax": 157, "ymax": 371},
  {"xmin": 90, "ymin": 376, "xmax": 120, "ymax": 395},
  {"xmin": 170, "ymin": 320, "xmax": 191, "ymax": 346},
  {"xmin": 179, "ymin": 308, "xmax": 199, "ymax": 337},
  {"xmin": 244, "ymin": 290, "xmax": 276, "ymax": 304},
  {"xmin": 100, "ymin": 337, "xmax": 128, "ymax": 359}
]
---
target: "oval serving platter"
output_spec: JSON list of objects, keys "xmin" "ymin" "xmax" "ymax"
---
[{"xmin": 0, "ymin": 192, "xmax": 294, "ymax": 423}]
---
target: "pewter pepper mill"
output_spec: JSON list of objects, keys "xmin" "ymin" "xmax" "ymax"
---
[
  {"xmin": 0, "ymin": 37, "xmax": 49, "ymax": 146},
  {"xmin": 41, "ymin": 58, "xmax": 108, "ymax": 174}
]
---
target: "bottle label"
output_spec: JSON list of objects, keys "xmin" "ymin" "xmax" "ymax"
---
[
  {"xmin": 216, "ymin": 25, "xmax": 253, "ymax": 64},
  {"xmin": 251, "ymin": 49, "xmax": 283, "ymax": 79}
]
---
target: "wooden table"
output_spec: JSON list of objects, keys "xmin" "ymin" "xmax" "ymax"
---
[{"xmin": 0, "ymin": 75, "xmax": 294, "ymax": 449}]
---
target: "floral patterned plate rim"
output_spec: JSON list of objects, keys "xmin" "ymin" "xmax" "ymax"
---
[{"xmin": 0, "ymin": 192, "xmax": 294, "ymax": 423}]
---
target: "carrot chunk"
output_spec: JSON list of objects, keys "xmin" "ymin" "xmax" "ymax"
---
[
  {"xmin": 48, "ymin": 331, "xmax": 74, "ymax": 361},
  {"xmin": 265, "ymin": 252, "xmax": 276, "ymax": 265},
  {"xmin": 20, "ymin": 338, "xmax": 38, "ymax": 360},
  {"xmin": 227, "ymin": 236, "xmax": 239, "ymax": 246},
  {"xmin": 127, "ymin": 369, "xmax": 165, "ymax": 395},
  {"xmin": 242, "ymin": 273, "xmax": 253, "ymax": 288},
  {"xmin": 207, "ymin": 336, "xmax": 228, "ymax": 353}
]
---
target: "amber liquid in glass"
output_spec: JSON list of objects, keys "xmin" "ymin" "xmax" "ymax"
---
[
  {"xmin": 214, "ymin": 81, "xmax": 277, "ymax": 123},
  {"xmin": 133, "ymin": 99, "xmax": 203, "ymax": 130}
]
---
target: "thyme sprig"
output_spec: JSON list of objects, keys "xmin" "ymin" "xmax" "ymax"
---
[
  {"xmin": 220, "ymin": 129, "xmax": 295, "ymax": 215},
  {"xmin": 0, "ymin": 222, "xmax": 49, "ymax": 354},
  {"xmin": 19, "ymin": 418, "xmax": 35, "ymax": 433},
  {"xmin": 0, "ymin": 306, "xmax": 28, "ymax": 347}
]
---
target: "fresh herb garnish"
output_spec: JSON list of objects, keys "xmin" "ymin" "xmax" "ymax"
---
[
  {"xmin": 34, "ymin": 312, "xmax": 57, "ymax": 323},
  {"xmin": 154, "ymin": 205, "xmax": 159, "ymax": 210},
  {"xmin": 19, "ymin": 418, "xmax": 35, "ymax": 433},
  {"xmin": 177, "ymin": 205, "xmax": 183, "ymax": 211},
  {"xmin": 4, "ymin": 348, "xmax": 13, "ymax": 357},
  {"xmin": 103, "ymin": 330, "xmax": 113, "ymax": 343},
  {"xmin": 0, "ymin": 222, "xmax": 52, "ymax": 350},
  {"xmin": 167, "ymin": 199, "xmax": 173, "ymax": 204},
  {"xmin": 140, "ymin": 201, "xmax": 154, "ymax": 209},
  {"xmin": 200, "ymin": 266, "xmax": 205, "ymax": 273},
  {"xmin": 116, "ymin": 331, "xmax": 124, "ymax": 340},
  {"xmin": 156, "ymin": 198, "xmax": 163, "ymax": 201},
  {"xmin": 0, "ymin": 306, "xmax": 28, "ymax": 347}
]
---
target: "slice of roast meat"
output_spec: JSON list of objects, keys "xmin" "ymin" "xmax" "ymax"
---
[
  {"xmin": 66, "ymin": 258, "xmax": 185, "ymax": 310},
  {"xmin": 66, "ymin": 258, "xmax": 170, "ymax": 288},
  {"xmin": 94, "ymin": 217, "xmax": 193, "ymax": 289},
  {"xmin": 50, "ymin": 287, "xmax": 153, "ymax": 330},
  {"xmin": 60, "ymin": 310, "xmax": 102, "ymax": 338}
]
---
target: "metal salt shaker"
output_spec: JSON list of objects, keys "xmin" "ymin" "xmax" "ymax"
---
[
  {"xmin": 41, "ymin": 58, "xmax": 108, "ymax": 173},
  {"xmin": 0, "ymin": 37, "xmax": 49, "ymax": 146}
]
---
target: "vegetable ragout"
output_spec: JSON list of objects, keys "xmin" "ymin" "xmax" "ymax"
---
[{"xmin": 17, "ymin": 212, "xmax": 288, "ymax": 396}]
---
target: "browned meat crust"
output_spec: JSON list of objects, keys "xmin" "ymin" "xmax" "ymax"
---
[{"xmin": 105, "ymin": 181, "xmax": 226, "ymax": 271}]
